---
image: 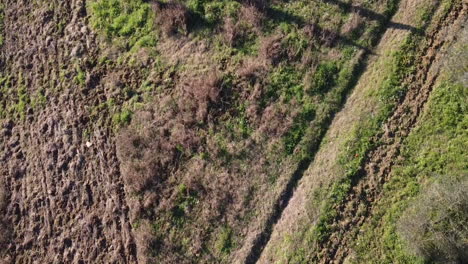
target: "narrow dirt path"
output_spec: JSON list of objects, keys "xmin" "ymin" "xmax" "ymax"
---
[
  {"xmin": 0, "ymin": 1, "xmax": 138, "ymax": 263},
  {"xmin": 317, "ymin": 2, "xmax": 467, "ymax": 263},
  {"xmin": 241, "ymin": 0, "xmax": 421, "ymax": 262},
  {"xmin": 257, "ymin": 0, "xmax": 466, "ymax": 262}
]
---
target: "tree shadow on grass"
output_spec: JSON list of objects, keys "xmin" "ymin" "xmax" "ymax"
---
[
  {"xmin": 266, "ymin": 7, "xmax": 375, "ymax": 53},
  {"xmin": 323, "ymin": 0, "xmax": 419, "ymax": 33}
]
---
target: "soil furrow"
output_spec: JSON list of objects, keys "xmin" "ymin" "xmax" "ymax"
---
[
  {"xmin": 316, "ymin": 2, "xmax": 467, "ymax": 263},
  {"xmin": 0, "ymin": 1, "xmax": 138, "ymax": 262}
]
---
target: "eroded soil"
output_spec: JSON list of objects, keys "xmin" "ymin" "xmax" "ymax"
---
[{"xmin": 0, "ymin": 0, "xmax": 143, "ymax": 263}]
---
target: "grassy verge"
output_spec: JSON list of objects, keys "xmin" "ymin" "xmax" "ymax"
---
[
  {"xmin": 267, "ymin": 0, "xmax": 456, "ymax": 262},
  {"xmin": 354, "ymin": 75, "xmax": 467, "ymax": 263},
  {"xmin": 353, "ymin": 29, "xmax": 467, "ymax": 264},
  {"xmin": 309, "ymin": 0, "xmax": 451, "ymax": 249}
]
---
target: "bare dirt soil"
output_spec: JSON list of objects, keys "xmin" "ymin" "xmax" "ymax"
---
[{"xmin": 0, "ymin": 0, "xmax": 144, "ymax": 263}]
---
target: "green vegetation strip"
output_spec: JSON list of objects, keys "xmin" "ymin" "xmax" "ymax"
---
[
  {"xmin": 308, "ymin": 0, "xmax": 457, "ymax": 257},
  {"xmin": 355, "ymin": 79, "xmax": 468, "ymax": 263},
  {"xmin": 354, "ymin": 11, "xmax": 467, "ymax": 263}
]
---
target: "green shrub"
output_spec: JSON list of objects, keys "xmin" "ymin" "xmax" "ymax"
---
[
  {"xmin": 283, "ymin": 101, "xmax": 316, "ymax": 154},
  {"xmin": 264, "ymin": 65, "xmax": 305, "ymax": 104},
  {"xmin": 215, "ymin": 226, "xmax": 234, "ymax": 255},
  {"xmin": 74, "ymin": 67, "xmax": 86, "ymax": 86},
  {"xmin": 112, "ymin": 108, "xmax": 133, "ymax": 127}
]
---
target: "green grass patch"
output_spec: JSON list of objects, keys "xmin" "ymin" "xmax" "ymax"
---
[
  {"xmin": 74, "ymin": 66, "xmax": 86, "ymax": 86},
  {"xmin": 112, "ymin": 107, "xmax": 133, "ymax": 127},
  {"xmin": 215, "ymin": 226, "xmax": 234, "ymax": 255},
  {"xmin": 309, "ymin": 61, "xmax": 339, "ymax": 95},
  {"xmin": 264, "ymin": 66, "xmax": 306, "ymax": 105},
  {"xmin": 88, "ymin": 0, "xmax": 156, "ymax": 50}
]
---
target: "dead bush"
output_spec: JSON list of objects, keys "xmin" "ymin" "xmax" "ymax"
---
[
  {"xmin": 180, "ymin": 72, "xmax": 223, "ymax": 122},
  {"xmin": 240, "ymin": 5, "xmax": 265, "ymax": 30},
  {"xmin": 340, "ymin": 13, "xmax": 364, "ymax": 37},
  {"xmin": 258, "ymin": 104, "xmax": 294, "ymax": 137},
  {"xmin": 260, "ymin": 34, "xmax": 285, "ymax": 65},
  {"xmin": 152, "ymin": 1, "xmax": 191, "ymax": 36},
  {"xmin": 237, "ymin": 59, "xmax": 266, "ymax": 84},
  {"xmin": 398, "ymin": 177, "xmax": 468, "ymax": 263},
  {"xmin": 134, "ymin": 220, "xmax": 158, "ymax": 264},
  {"xmin": 223, "ymin": 5, "xmax": 264, "ymax": 47},
  {"xmin": 117, "ymin": 129, "xmax": 164, "ymax": 192},
  {"xmin": 223, "ymin": 18, "xmax": 252, "ymax": 48},
  {"xmin": 117, "ymin": 72, "xmax": 223, "ymax": 193}
]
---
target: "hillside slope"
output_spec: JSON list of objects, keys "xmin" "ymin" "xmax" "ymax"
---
[{"xmin": 0, "ymin": 0, "xmax": 466, "ymax": 263}]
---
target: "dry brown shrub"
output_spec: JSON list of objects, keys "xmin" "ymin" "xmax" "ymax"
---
[
  {"xmin": 340, "ymin": 13, "xmax": 363, "ymax": 36},
  {"xmin": 258, "ymin": 104, "xmax": 294, "ymax": 137},
  {"xmin": 223, "ymin": 18, "xmax": 249, "ymax": 48},
  {"xmin": 398, "ymin": 178, "xmax": 468, "ymax": 263},
  {"xmin": 240, "ymin": 5, "xmax": 265, "ymax": 30},
  {"xmin": 303, "ymin": 23, "xmax": 339, "ymax": 48},
  {"xmin": 260, "ymin": 34, "xmax": 285, "ymax": 65},
  {"xmin": 117, "ymin": 72, "xmax": 223, "ymax": 193},
  {"xmin": 117, "ymin": 129, "xmax": 163, "ymax": 192},
  {"xmin": 152, "ymin": 1, "xmax": 191, "ymax": 36},
  {"xmin": 134, "ymin": 220, "xmax": 157, "ymax": 264},
  {"xmin": 180, "ymin": 71, "xmax": 222, "ymax": 122},
  {"xmin": 237, "ymin": 59, "xmax": 266, "ymax": 84}
]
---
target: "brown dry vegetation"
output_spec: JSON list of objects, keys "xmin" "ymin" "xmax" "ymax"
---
[
  {"xmin": 398, "ymin": 178, "xmax": 468, "ymax": 263},
  {"xmin": 152, "ymin": 1, "xmax": 192, "ymax": 36}
]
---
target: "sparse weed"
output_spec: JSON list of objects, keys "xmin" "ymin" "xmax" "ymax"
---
[
  {"xmin": 215, "ymin": 226, "xmax": 234, "ymax": 255},
  {"xmin": 74, "ymin": 67, "xmax": 86, "ymax": 86}
]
